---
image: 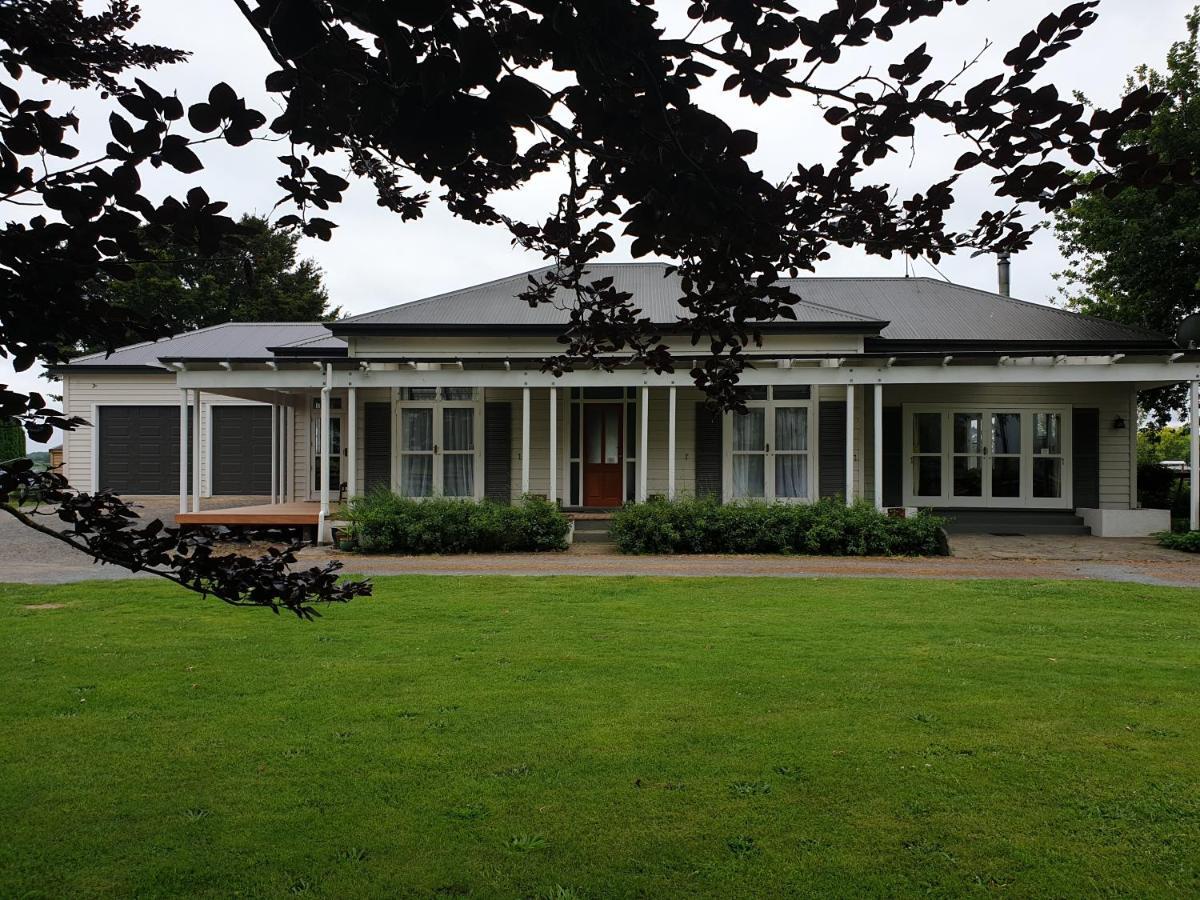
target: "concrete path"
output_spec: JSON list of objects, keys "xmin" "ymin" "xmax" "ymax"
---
[{"xmin": 2, "ymin": 498, "xmax": 1198, "ymax": 586}]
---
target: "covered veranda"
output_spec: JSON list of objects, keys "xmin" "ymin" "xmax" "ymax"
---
[{"xmin": 169, "ymin": 352, "xmax": 1200, "ymax": 543}]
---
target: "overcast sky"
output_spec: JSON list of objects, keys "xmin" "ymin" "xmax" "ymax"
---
[{"xmin": 6, "ymin": 0, "xmax": 1197, "ymax": 449}]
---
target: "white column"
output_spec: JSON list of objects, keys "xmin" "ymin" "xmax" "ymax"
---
[
  {"xmin": 1191, "ymin": 381, "xmax": 1199, "ymax": 531},
  {"xmin": 179, "ymin": 390, "xmax": 189, "ymax": 514},
  {"xmin": 319, "ymin": 365, "xmax": 332, "ymax": 541},
  {"xmin": 639, "ymin": 386, "xmax": 649, "ymax": 501},
  {"xmin": 845, "ymin": 384, "xmax": 855, "ymax": 505},
  {"xmin": 346, "ymin": 386, "xmax": 357, "ymax": 500},
  {"xmin": 667, "ymin": 386, "xmax": 677, "ymax": 500},
  {"xmin": 270, "ymin": 404, "xmax": 278, "ymax": 505},
  {"xmin": 548, "ymin": 387, "xmax": 557, "ymax": 504},
  {"xmin": 278, "ymin": 403, "xmax": 288, "ymax": 504},
  {"xmin": 521, "ymin": 386, "xmax": 530, "ymax": 495},
  {"xmin": 191, "ymin": 389, "xmax": 201, "ymax": 513},
  {"xmin": 873, "ymin": 383, "xmax": 883, "ymax": 509}
]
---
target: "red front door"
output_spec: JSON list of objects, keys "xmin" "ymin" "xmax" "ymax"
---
[{"xmin": 583, "ymin": 404, "xmax": 624, "ymax": 507}]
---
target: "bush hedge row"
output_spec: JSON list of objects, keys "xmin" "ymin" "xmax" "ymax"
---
[
  {"xmin": 1157, "ymin": 530, "xmax": 1200, "ymax": 553},
  {"xmin": 610, "ymin": 496, "xmax": 950, "ymax": 556},
  {"xmin": 345, "ymin": 492, "xmax": 571, "ymax": 554}
]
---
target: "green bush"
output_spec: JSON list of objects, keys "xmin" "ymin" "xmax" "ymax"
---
[
  {"xmin": 1157, "ymin": 530, "xmax": 1200, "ymax": 553},
  {"xmin": 347, "ymin": 491, "xmax": 570, "ymax": 554},
  {"xmin": 610, "ymin": 496, "xmax": 949, "ymax": 557}
]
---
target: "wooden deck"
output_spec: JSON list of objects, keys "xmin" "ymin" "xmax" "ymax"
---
[{"xmin": 176, "ymin": 501, "xmax": 322, "ymax": 527}]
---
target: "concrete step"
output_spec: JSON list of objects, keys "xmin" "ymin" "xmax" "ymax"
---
[{"xmin": 573, "ymin": 529, "xmax": 614, "ymax": 543}]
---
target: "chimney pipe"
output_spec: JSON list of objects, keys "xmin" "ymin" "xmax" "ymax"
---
[{"xmin": 997, "ymin": 253, "xmax": 1011, "ymax": 297}]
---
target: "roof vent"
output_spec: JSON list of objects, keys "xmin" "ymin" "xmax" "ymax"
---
[{"xmin": 997, "ymin": 253, "xmax": 1011, "ymax": 297}]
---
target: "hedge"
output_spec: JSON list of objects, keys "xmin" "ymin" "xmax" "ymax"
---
[
  {"xmin": 345, "ymin": 492, "xmax": 570, "ymax": 554},
  {"xmin": 610, "ymin": 496, "xmax": 950, "ymax": 556},
  {"xmin": 1157, "ymin": 530, "xmax": 1200, "ymax": 553}
]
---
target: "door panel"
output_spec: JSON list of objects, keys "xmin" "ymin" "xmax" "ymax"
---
[
  {"xmin": 212, "ymin": 406, "xmax": 272, "ymax": 495},
  {"xmin": 98, "ymin": 406, "xmax": 186, "ymax": 494},
  {"xmin": 583, "ymin": 404, "xmax": 623, "ymax": 506}
]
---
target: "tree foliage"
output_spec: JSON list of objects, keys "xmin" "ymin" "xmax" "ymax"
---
[
  {"xmin": 1055, "ymin": 5, "xmax": 1200, "ymax": 425},
  {"xmin": 79, "ymin": 214, "xmax": 335, "ymax": 355},
  {"xmin": 0, "ymin": 0, "xmax": 1193, "ymax": 605}
]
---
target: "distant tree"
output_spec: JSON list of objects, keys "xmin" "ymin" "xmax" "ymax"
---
[
  {"xmin": 0, "ymin": 418, "xmax": 24, "ymax": 462},
  {"xmin": 80, "ymin": 214, "xmax": 335, "ymax": 354},
  {"xmin": 1138, "ymin": 425, "xmax": 1192, "ymax": 465},
  {"xmin": 1055, "ymin": 6, "xmax": 1200, "ymax": 426}
]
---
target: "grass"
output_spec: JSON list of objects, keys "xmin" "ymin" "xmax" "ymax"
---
[{"xmin": 1, "ymin": 576, "xmax": 1198, "ymax": 898}]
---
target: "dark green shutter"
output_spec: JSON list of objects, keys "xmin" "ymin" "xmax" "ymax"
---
[
  {"xmin": 364, "ymin": 402, "xmax": 391, "ymax": 495},
  {"xmin": 485, "ymin": 402, "xmax": 512, "ymax": 504},
  {"xmin": 1072, "ymin": 407, "xmax": 1100, "ymax": 509},
  {"xmin": 694, "ymin": 403, "xmax": 722, "ymax": 499},
  {"xmin": 882, "ymin": 407, "xmax": 903, "ymax": 507},
  {"xmin": 818, "ymin": 400, "xmax": 847, "ymax": 499}
]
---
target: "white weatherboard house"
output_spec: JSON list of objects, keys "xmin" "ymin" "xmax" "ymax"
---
[{"xmin": 55, "ymin": 262, "xmax": 1200, "ymax": 541}]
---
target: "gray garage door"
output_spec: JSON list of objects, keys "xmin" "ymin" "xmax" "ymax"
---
[
  {"xmin": 211, "ymin": 406, "xmax": 272, "ymax": 495},
  {"xmin": 97, "ymin": 406, "xmax": 188, "ymax": 494}
]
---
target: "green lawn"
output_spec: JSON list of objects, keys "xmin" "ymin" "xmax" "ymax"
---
[{"xmin": 2, "ymin": 576, "xmax": 1198, "ymax": 898}]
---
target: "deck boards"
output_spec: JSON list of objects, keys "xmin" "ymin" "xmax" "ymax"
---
[{"xmin": 176, "ymin": 501, "xmax": 321, "ymax": 527}]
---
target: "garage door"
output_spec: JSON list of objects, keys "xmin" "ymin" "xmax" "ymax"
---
[
  {"xmin": 97, "ymin": 406, "xmax": 187, "ymax": 494},
  {"xmin": 211, "ymin": 406, "xmax": 272, "ymax": 495}
]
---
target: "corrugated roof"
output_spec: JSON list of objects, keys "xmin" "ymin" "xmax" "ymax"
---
[
  {"xmin": 336, "ymin": 263, "xmax": 883, "ymax": 329},
  {"xmin": 785, "ymin": 276, "xmax": 1168, "ymax": 345},
  {"xmin": 64, "ymin": 322, "xmax": 334, "ymax": 368},
  {"xmin": 335, "ymin": 262, "xmax": 1169, "ymax": 346}
]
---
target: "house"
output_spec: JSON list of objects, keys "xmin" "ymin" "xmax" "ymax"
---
[{"xmin": 53, "ymin": 262, "xmax": 1200, "ymax": 540}]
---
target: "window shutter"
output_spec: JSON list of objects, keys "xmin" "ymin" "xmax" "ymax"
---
[
  {"xmin": 1072, "ymin": 407, "xmax": 1100, "ymax": 509},
  {"xmin": 694, "ymin": 403, "xmax": 722, "ymax": 499},
  {"xmin": 882, "ymin": 406, "xmax": 903, "ymax": 507},
  {"xmin": 819, "ymin": 400, "xmax": 847, "ymax": 499},
  {"xmin": 364, "ymin": 402, "xmax": 391, "ymax": 495},
  {"xmin": 485, "ymin": 402, "xmax": 512, "ymax": 504}
]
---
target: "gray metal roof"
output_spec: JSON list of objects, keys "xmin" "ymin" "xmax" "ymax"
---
[
  {"xmin": 335, "ymin": 262, "xmax": 1169, "ymax": 346},
  {"xmin": 63, "ymin": 322, "xmax": 336, "ymax": 368},
  {"xmin": 336, "ymin": 263, "xmax": 884, "ymax": 330}
]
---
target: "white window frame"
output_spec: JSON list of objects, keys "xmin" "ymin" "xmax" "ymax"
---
[
  {"xmin": 307, "ymin": 396, "xmax": 345, "ymax": 501},
  {"xmin": 394, "ymin": 388, "xmax": 484, "ymax": 500},
  {"xmin": 721, "ymin": 387, "xmax": 818, "ymax": 502},
  {"xmin": 901, "ymin": 404, "xmax": 1072, "ymax": 509}
]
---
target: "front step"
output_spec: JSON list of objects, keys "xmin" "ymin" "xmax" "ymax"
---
[
  {"xmin": 934, "ymin": 508, "xmax": 1091, "ymax": 536},
  {"xmin": 571, "ymin": 517, "xmax": 613, "ymax": 544}
]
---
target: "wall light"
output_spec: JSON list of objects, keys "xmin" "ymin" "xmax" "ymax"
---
[{"xmin": 1112, "ymin": 416, "xmax": 1127, "ymax": 430}]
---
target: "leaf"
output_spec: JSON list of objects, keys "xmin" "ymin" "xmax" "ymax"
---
[
  {"xmin": 160, "ymin": 136, "xmax": 203, "ymax": 174},
  {"xmin": 187, "ymin": 102, "xmax": 220, "ymax": 133},
  {"xmin": 268, "ymin": 0, "xmax": 327, "ymax": 59}
]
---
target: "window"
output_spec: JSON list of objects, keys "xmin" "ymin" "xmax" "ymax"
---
[
  {"xmin": 397, "ymin": 389, "xmax": 481, "ymax": 498},
  {"xmin": 727, "ymin": 387, "xmax": 813, "ymax": 501},
  {"xmin": 904, "ymin": 406, "xmax": 1070, "ymax": 507}
]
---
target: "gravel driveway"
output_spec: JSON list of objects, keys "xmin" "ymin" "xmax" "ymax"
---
[{"xmin": 3, "ymin": 498, "xmax": 1198, "ymax": 586}]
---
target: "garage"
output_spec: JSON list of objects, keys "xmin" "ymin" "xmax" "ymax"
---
[
  {"xmin": 97, "ymin": 406, "xmax": 187, "ymax": 494},
  {"xmin": 210, "ymin": 406, "xmax": 272, "ymax": 495}
]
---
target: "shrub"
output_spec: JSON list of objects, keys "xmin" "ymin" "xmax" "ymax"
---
[
  {"xmin": 610, "ymin": 496, "xmax": 949, "ymax": 557},
  {"xmin": 1157, "ymin": 530, "xmax": 1200, "ymax": 553},
  {"xmin": 347, "ymin": 491, "xmax": 570, "ymax": 554}
]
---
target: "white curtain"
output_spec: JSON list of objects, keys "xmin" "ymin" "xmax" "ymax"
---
[
  {"xmin": 733, "ymin": 409, "xmax": 765, "ymax": 451},
  {"xmin": 443, "ymin": 456, "xmax": 474, "ymax": 497},
  {"xmin": 775, "ymin": 456, "xmax": 808, "ymax": 498},
  {"xmin": 733, "ymin": 456, "xmax": 765, "ymax": 498},
  {"xmin": 403, "ymin": 408, "xmax": 433, "ymax": 451},
  {"xmin": 443, "ymin": 408, "xmax": 474, "ymax": 451},
  {"xmin": 776, "ymin": 408, "xmax": 807, "ymax": 452},
  {"xmin": 401, "ymin": 455, "xmax": 432, "ymax": 497}
]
